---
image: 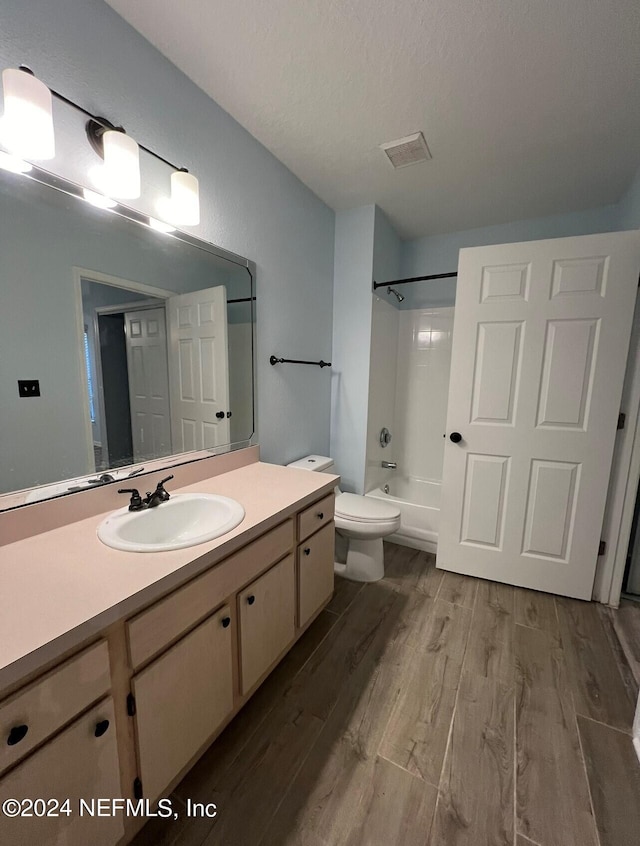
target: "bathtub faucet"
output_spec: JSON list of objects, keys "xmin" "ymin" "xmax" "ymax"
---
[{"xmin": 381, "ymin": 461, "xmax": 397, "ymax": 469}]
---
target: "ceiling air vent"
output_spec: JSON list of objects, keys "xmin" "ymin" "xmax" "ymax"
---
[{"xmin": 380, "ymin": 132, "xmax": 432, "ymax": 169}]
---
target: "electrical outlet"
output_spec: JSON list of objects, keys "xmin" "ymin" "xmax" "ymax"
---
[{"xmin": 18, "ymin": 380, "xmax": 40, "ymax": 397}]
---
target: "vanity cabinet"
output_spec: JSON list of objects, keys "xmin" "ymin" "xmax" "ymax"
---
[
  {"xmin": 0, "ymin": 478, "xmax": 336, "ymax": 846},
  {"xmin": 0, "ymin": 697, "xmax": 123, "ymax": 846},
  {"xmin": 297, "ymin": 492, "xmax": 335, "ymax": 540},
  {"xmin": 0, "ymin": 639, "xmax": 111, "ymax": 776},
  {"xmin": 238, "ymin": 554, "xmax": 296, "ymax": 695},
  {"xmin": 297, "ymin": 521, "xmax": 335, "ymax": 628},
  {"xmin": 131, "ymin": 604, "xmax": 234, "ymax": 802}
]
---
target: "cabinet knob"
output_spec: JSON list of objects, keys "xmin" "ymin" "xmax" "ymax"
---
[
  {"xmin": 222, "ymin": 616, "xmax": 231, "ymax": 628},
  {"xmin": 303, "ymin": 548, "xmax": 311, "ymax": 556},
  {"xmin": 94, "ymin": 719, "xmax": 110, "ymax": 738},
  {"xmin": 7, "ymin": 724, "xmax": 28, "ymax": 746},
  {"xmin": 317, "ymin": 512, "xmax": 324, "ymax": 520},
  {"xmin": 247, "ymin": 595, "xmax": 255, "ymax": 605}
]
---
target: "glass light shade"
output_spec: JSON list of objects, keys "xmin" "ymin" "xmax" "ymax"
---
[
  {"xmin": 91, "ymin": 130, "xmax": 140, "ymax": 199},
  {"xmin": 170, "ymin": 170, "xmax": 200, "ymax": 225},
  {"xmin": 1, "ymin": 68, "xmax": 55, "ymax": 160}
]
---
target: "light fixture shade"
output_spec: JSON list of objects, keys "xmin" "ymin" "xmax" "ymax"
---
[
  {"xmin": 170, "ymin": 169, "xmax": 200, "ymax": 225},
  {"xmin": 92, "ymin": 129, "xmax": 140, "ymax": 199},
  {"xmin": 1, "ymin": 68, "xmax": 55, "ymax": 160}
]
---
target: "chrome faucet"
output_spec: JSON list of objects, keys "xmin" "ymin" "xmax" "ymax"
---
[{"xmin": 381, "ymin": 461, "xmax": 397, "ymax": 469}]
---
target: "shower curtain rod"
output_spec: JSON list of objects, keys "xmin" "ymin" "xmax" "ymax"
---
[{"xmin": 372, "ymin": 271, "xmax": 457, "ymax": 291}]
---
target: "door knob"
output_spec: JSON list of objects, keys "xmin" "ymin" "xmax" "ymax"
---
[
  {"xmin": 94, "ymin": 719, "xmax": 110, "ymax": 738},
  {"xmin": 216, "ymin": 411, "xmax": 225, "ymax": 419},
  {"xmin": 449, "ymin": 432, "xmax": 463, "ymax": 443},
  {"xmin": 7, "ymin": 724, "xmax": 28, "ymax": 746},
  {"xmin": 226, "ymin": 411, "xmax": 232, "ymax": 418}
]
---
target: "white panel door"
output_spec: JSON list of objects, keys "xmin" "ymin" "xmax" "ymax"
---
[
  {"xmin": 437, "ymin": 231, "xmax": 640, "ymax": 599},
  {"xmin": 167, "ymin": 286, "xmax": 230, "ymax": 451},
  {"xmin": 125, "ymin": 307, "xmax": 172, "ymax": 462}
]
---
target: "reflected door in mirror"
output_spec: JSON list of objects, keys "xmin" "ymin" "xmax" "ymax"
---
[{"xmin": 168, "ymin": 286, "xmax": 230, "ymax": 451}]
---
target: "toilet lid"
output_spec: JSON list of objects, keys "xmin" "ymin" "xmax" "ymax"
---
[{"xmin": 335, "ymin": 492, "xmax": 400, "ymax": 523}]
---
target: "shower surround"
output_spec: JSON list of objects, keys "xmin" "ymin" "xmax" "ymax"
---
[{"xmin": 365, "ymin": 298, "xmax": 454, "ymax": 551}]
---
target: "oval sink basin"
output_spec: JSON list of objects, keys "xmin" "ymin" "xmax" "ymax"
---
[{"xmin": 97, "ymin": 493, "xmax": 245, "ymax": 552}]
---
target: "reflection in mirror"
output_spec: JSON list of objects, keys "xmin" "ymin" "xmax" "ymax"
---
[{"xmin": 0, "ymin": 168, "xmax": 255, "ymax": 507}]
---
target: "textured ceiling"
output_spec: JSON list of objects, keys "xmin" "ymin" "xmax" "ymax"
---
[{"xmin": 105, "ymin": 0, "xmax": 640, "ymax": 239}]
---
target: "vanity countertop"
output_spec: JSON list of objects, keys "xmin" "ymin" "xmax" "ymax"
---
[{"xmin": 0, "ymin": 461, "xmax": 338, "ymax": 692}]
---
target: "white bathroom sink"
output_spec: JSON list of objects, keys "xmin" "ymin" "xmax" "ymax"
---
[{"xmin": 97, "ymin": 493, "xmax": 245, "ymax": 552}]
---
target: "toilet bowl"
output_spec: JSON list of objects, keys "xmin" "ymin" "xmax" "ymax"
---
[{"xmin": 286, "ymin": 455, "xmax": 401, "ymax": 582}]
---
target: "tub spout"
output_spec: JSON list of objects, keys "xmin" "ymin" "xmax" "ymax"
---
[{"xmin": 381, "ymin": 461, "xmax": 397, "ymax": 469}]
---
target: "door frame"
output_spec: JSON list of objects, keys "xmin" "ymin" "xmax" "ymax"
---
[
  {"xmin": 72, "ymin": 267, "xmax": 177, "ymax": 474},
  {"xmin": 594, "ymin": 293, "xmax": 640, "ymax": 606}
]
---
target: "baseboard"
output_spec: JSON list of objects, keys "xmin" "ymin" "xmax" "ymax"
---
[{"xmin": 386, "ymin": 534, "xmax": 437, "ymax": 555}]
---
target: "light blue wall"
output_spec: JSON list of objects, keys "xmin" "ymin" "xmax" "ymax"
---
[
  {"xmin": 401, "ymin": 204, "xmax": 622, "ymax": 308},
  {"xmin": 373, "ymin": 207, "xmax": 403, "ymax": 297},
  {"xmin": 330, "ymin": 206, "xmax": 375, "ymax": 493},
  {"xmin": 0, "ymin": 0, "xmax": 335, "ymax": 468},
  {"xmin": 330, "ymin": 206, "xmax": 401, "ymax": 493},
  {"xmin": 619, "ymin": 166, "xmax": 640, "ymax": 231}
]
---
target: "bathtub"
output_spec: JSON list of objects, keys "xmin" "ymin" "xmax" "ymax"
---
[{"xmin": 366, "ymin": 477, "xmax": 440, "ymax": 553}]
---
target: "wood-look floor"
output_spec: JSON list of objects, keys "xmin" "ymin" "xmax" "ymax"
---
[{"xmin": 132, "ymin": 543, "xmax": 640, "ymax": 846}]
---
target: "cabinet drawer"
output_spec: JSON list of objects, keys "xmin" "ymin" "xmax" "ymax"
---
[
  {"xmin": 239, "ymin": 555, "xmax": 295, "ymax": 695},
  {"xmin": 128, "ymin": 518, "xmax": 294, "ymax": 670},
  {"xmin": 298, "ymin": 493, "xmax": 334, "ymax": 541},
  {"xmin": 132, "ymin": 605, "xmax": 234, "ymax": 802},
  {"xmin": 0, "ymin": 696, "xmax": 123, "ymax": 846},
  {"xmin": 298, "ymin": 522, "xmax": 335, "ymax": 629},
  {"xmin": 0, "ymin": 640, "xmax": 111, "ymax": 776}
]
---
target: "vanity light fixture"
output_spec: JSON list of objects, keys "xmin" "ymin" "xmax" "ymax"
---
[
  {"xmin": 156, "ymin": 168, "xmax": 200, "ymax": 226},
  {"xmin": 82, "ymin": 188, "xmax": 117, "ymax": 210},
  {"xmin": 0, "ymin": 150, "xmax": 32, "ymax": 174},
  {"xmin": 0, "ymin": 67, "xmax": 55, "ymax": 160},
  {"xmin": 0, "ymin": 65, "xmax": 201, "ymax": 226},
  {"xmin": 89, "ymin": 127, "xmax": 141, "ymax": 200}
]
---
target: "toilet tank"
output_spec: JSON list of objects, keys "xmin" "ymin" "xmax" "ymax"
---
[{"xmin": 286, "ymin": 455, "xmax": 335, "ymax": 473}]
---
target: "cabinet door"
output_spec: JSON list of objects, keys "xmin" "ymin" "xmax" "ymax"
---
[
  {"xmin": 0, "ymin": 697, "xmax": 123, "ymax": 846},
  {"xmin": 298, "ymin": 522, "xmax": 335, "ymax": 628},
  {"xmin": 239, "ymin": 555, "xmax": 295, "ymax": 695},
  {"xmin": 132, "ymin": 605, "xmax": 234, "ymax": 802}
]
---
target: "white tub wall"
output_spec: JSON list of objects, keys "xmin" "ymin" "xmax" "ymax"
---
[
  {"xmin": 394, "ymin": 307, "xmax": 455, "ymax": 484},
  {"xmin": 365, "ymin": 296, "xmax": 400, "ymax": 491}
]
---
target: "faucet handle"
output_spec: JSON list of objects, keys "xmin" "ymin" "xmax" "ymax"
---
[
  {"xmin": 117, "ymin": 488, "xmax": 145, "ymax": 511},
  {"xmin": 154, "ymin": 475, "xmax": 174, "ymax": 502}
]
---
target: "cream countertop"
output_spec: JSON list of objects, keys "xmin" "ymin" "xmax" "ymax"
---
[{"xmin": 0, "ymin": 461, "xmax": 338, "ymax": 692}]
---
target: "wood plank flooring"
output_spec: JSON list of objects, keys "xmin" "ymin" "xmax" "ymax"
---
[{"xmin": 132, "ymin": 542, "xmax": 640, "ymax": 846}]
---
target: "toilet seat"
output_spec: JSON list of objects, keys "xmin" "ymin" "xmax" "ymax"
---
[{"xmin": 335, "ymin": 492, "xmax": 400, "ymax": 523}]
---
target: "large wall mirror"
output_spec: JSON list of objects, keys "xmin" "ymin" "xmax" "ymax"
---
[{"xmin": 0, "ymin": 166, "xmax": 255, "ymax": 509}]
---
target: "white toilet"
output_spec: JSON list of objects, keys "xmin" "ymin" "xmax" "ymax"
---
[{"xmin": 287, "ymin": 455, "xmax": 401, "ymax": 582}]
